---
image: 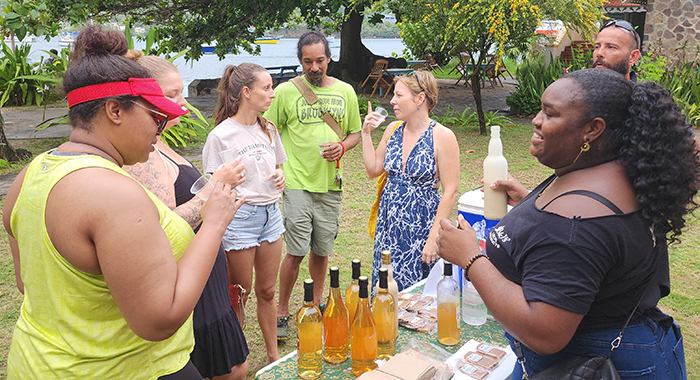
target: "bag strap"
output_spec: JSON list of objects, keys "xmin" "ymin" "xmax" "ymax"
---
[
  {"xmin": 515, "ymin": 281, "xmax": 652, "ymax": 379},
  {"xmin": 541, "ymin": 189, "xmax": 624, "ymax": 215},
  {"xmin": 290, "ymin": 76, "xmax": 344, "ymax": 140}
]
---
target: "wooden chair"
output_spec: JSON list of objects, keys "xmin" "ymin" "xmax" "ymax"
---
[
  {"xmin": 361, "ymin": 59, "xmax": 392, "ymax": 97},
  {"xmin": 484, "ymin": 55, "xmax": 513, "ymax": 87},
  {"xmin": 455, "ymin": 53, "xmax": 471, "ymax": 86},
  {"xmin": 424, "ymin": 53, "xmax": 443, "ymax": 73}
]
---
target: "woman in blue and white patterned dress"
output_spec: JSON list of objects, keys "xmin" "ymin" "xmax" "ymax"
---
[{"xmin": 361, "ymin": 71, "xmax": 460, "ymax": 292}]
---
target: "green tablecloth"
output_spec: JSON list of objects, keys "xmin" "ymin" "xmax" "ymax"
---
[{"xmin": 256, "ymin": 283, "xmax": 506, "ymax": 379}]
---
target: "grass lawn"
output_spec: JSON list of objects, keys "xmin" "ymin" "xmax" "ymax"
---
[{"xmin": 1, "ymin": 119, "xmax": 698, "ymax": 378}]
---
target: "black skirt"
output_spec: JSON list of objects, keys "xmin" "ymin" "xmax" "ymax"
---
[{"xmin": 190, "ymin": 246, "xmax": 249, "ymax": 378}]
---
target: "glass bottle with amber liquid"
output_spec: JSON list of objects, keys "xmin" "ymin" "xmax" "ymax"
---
[
  {"xmin": 345, "ymin": 259, "xmax": 361, "ymax": 326},
  {"xmin": 375, "ymin": 250, "xmax": 399, "ymax": 331},
  {"xmin": 297, "ymin": 279, "xmax": 322, "ymax": 379},
  {"xmin": 351, "ymin": 276, "xmax": 377, "ymax": 377},
  {"xmin": 372, "ymin": 268, "xmax": 396, "ymax": 360},
  {"xmin": 323, "ymin": 266, "xmax": 349, "ymax": 364},
  {"xmin": 437, "ymin": 262, "xmax": 461, "ymax": 346}
]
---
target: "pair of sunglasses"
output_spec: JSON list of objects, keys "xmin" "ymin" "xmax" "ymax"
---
[
  {"xmin": 130, "ymin": 100, "xmax": 169, "ymax": 134},
  {"xmin": 413, "ymin": 72, "xmax": 425, "ymax": 93},
  {"xmin": 600, "ymin": 19, "xmax": 641, "ymax": 50}
]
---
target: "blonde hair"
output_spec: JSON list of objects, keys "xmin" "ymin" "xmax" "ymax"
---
[
  {"xmin": 124, "ymin": 50, "xmax": 178, "ymax": 87},
  {"xmin": 394, "ymin": 70, "xmax": 438, "ymax": 112},
  {"xmin": 214, "ymin": 63, "xmax": 272, "ymax": 142}
]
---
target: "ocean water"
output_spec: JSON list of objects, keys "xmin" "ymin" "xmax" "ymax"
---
[{"xmin": 25, "ymin": 37, "xmax": 406, "ymax": 97}]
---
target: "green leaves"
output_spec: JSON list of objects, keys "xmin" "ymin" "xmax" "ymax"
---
[
  {"xmin": 1, "ymin": 0, "xmax": 61, "ymax": 42},
  {"xmin": 0, "ymin": 40, "xmax": 63, "ymax": 107}
]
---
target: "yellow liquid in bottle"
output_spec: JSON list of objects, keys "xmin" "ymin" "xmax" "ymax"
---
[
  {"xmin": 372, "ymin": 293, "xmax": 396, "ymax": 360},
  {"xmin": 351, "ymin": 325, "xmax": 378, "ymax": 376},
  {"xmin": 297, "ymin": 309, "xmax": 322, "ymax": 379},
  {"xmin": 323, "ymin": 314, "xmax": 349, "ymax": 363},
  {"xmin": 345, "ymin": 282, "xmax": 359, "ymax": 326},
  {"xmin": 437, "ymin": 302, "xmax": 460, "ymax": 346}
]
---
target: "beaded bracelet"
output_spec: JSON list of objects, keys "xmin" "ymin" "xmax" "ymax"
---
[{"xmin": 464, "ymin": 253, "xmax": 488, "ymax": 281}]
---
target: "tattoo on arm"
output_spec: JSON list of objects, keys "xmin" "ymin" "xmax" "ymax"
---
[
  {"xmin": 174, "ymin": 199, "xmax": 203, "ymax": 230},
  {"xmin": 124, "ymin": 161, "xmax": 176, "ymax": 209}
]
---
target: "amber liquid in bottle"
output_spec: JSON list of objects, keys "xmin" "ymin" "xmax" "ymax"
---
[
  {"xmin": 297, "ymin": 279, "xmax": 323, "ymax": 379},
  {"xmin": 323, "ymin": 266, "xmax": 349, "ymax": 364},
  {"xmin": 351, "ymin": 276, "xmax": 378, "ymax": 377},
  {"xmin": 345, "ymin": 259, "xmax": 361, "ymax": 326},
  {"xmin": 375, "ymin": 250, "xmax": 399, "ymax": 332},
  {"xmin": 372, "ymin": 268, "xmax": 397, "ymax": 360},
  {"xmin": 437, "ymin": 262, "xmax": 461, "ymax": 346}
]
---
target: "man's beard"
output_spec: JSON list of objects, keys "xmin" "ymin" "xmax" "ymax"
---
[
  {"xmin": 306, "ymin": 71, "xmax": 324, "ymax": 87},
  {"xmin": 591, "ymin": 54, "xmax": 630, "ymax": 76}
]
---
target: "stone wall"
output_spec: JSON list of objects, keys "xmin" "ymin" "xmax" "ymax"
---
[{"xmin": 644, "ymin": 0, "xmax": 700, "ymax": 52}]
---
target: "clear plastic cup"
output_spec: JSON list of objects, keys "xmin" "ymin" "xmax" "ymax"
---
[
  {"xmin": 374, "ymin": 107, "xmax": 389, "ymax": 127},
  {"xmin": 190, "ymin": 173, "xmax": 214, "ymax": 201},
  {"xmin": 317, "ymin": 136, "xmax": 331, "ymax": 155}
]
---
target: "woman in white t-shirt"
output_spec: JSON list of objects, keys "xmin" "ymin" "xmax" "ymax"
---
[{"xmin": 202, "ymin": 63, "xmax": 287, "ymax": 364}]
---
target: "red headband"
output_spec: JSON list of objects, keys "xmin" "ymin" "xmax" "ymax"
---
[{"xmin": 66, "ymin": 77, "xmax": 188, "ymax": 118}]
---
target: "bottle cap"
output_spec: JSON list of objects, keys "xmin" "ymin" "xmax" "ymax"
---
[
  {"xmin": 329, "ymin": 266, "xmax": 340, "ymax": 288},
  {"xmin": 303, "ymin": 279, "xmax": 314, "ymax": 302},
  {"xmin": 381, "ymin": 250, "xmax": 391, "ymax": 265},
  {"xmin": 443, "ymin": 262, "xmax": 453, "ymax": 276},
  {"xmin": 490, "ymin": 125, "xmax": 500, "ymax": 137},
  {"xmin": 351, "ymin": 259, "xmax": 361, "ymax": 280},
  {"xmin": 379, "ymin": 267, "xmax": 388, "ymax": 289},
  {"xmin": 358, "ymin": 276, "xmax": 369, "ymax": 298}
]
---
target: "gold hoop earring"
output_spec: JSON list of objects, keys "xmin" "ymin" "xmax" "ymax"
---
[{"xmin": 572, "ymin": 141, "xmax": 590, "ymax": 164}]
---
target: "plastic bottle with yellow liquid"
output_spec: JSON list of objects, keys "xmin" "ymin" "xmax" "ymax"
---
[
  {"xmin": 437, "ymin": 262, "xmax": 461, "ymax": 346},
  {"xmin": 372, "ymin": 268, "xmax": 396, "ymax": 360},
  {"xmin": 351, "ymin": 276, "xmax": 378, "ymax": 376},
  {"xmin": 323, "ymin": 267, "xmax": 349, "ymax": 364},
  {"xmin": 296, "ymin": 279, "xmax": 322, "ymax": 379}
]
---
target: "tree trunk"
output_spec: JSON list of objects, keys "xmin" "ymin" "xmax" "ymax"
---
[
  {"xmin": 470, "ymin": 71, "xmax": 487, "ymax": 136},
  {"xmin": 0, "ymin": 110, "xmax": 19, "ymax": 162},
  {"xmin": 327, "ymin": 7, "xmax": 374, "ymax": 87}
]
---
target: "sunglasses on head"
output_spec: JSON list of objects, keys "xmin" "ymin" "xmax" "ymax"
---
[
  {"xmin": 130, "ymin": 100, "xmax": 169, "ymax": 134},
  {"xmin": 600, "ymin": 19, "xmax": 640, "ymax": 50},
  {"xmin": 413, "ymin": 72, "xmax": 425, "ymax": 93}
]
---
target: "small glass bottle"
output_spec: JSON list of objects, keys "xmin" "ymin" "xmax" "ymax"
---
[
  {"xmin": 437, "ymin": 262, "xmax": 461, "ymax": 346},
  {"xmin": 345, "ymin": 259, "xmax": 361, "ymax": 326},
  {"xmin": 296, "ymin": 279, "xmax": 323, "ymax": 379},
  {"xmin": 351, "ymin": 276, "xmax": 378, "ymax": 377},
  {"xmin": 372, "ymin": 268, "xmax": 397, "ymax": 360},
  {"xmin": 323, "ymin": 266, "xmax": 349, "ymax": 364},
  {"xmin": 375, "ymin": 250, "xmax": 399, "ymax": 331}
]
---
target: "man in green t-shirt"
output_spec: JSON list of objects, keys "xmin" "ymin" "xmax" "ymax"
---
[{"xmin": 264, "ymin": 31, "xmax": 361, "ymax": 339}]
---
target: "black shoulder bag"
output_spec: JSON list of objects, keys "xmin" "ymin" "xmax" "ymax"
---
[{"xmin": 514, "ymin": 287, "xmax": 649, "ymax": 380}]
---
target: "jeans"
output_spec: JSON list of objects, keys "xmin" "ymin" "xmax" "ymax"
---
[{"xmin": 507, "ymin": 313, "xmax": 687, "ymax": 380}]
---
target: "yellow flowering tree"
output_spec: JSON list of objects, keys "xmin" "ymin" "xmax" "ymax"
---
[{"xmin": 393, "ymin": 0, "xmax": 604, "ymax": 134}]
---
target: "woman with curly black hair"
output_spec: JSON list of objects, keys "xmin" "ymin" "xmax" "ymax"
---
[{"xmin": 437, "ymin": 68, "xmax": 697, "ymax": 378}]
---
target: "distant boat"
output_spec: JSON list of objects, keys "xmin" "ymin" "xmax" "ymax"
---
[
  {"xmin": 202, "ymin": 44, "xmax": 217, "ymax": 54},
  {"xmin": 254, "ymin": 36, "xmax": 282, "ymax": 44},
  {"xmin": 4, "ymin": 35, "xmax": 37, "ymax": 44},
  {"xmin": 58, "ymin": 32, "xmax": 79, "ymax": 47}
]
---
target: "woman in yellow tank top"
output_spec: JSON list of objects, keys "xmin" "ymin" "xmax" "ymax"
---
[{"xmin": 2, "ymin": 25, "xmax": 244, "ymax": 379}]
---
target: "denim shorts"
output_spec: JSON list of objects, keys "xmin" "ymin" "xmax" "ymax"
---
[
  {"xmin": 222, "ymin": 202, "xmax": 285, "ymax": 251},
  {"xmin": 507, "ymin": 311, "xmax": 687, "ymax": 380}
]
